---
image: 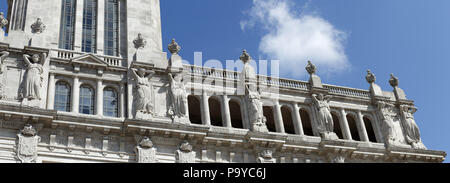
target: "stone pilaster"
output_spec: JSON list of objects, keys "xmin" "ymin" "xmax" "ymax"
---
[
  {"xmin": 293, "ymin": 104, "xmax": 304, "ymax": 135},
  {"xmin": 46, "ymin": 72, "xmax": 55, "ymax": 110},
  {"xmin": 340, "ymin": 108, "xmax": 352, "ymax": 140},
  {"xmin": 71, "ymin": 76, "xmax": 79, "ymax": 113}
]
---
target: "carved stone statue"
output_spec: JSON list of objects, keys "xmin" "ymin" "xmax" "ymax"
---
[
  {"xmin": 17, "ymin": 124, "xmax": 41, "ymax": 163},
  {"xmin": 133, "ymin": 33, "xmax": 147, "ymax": 49},
  {"xmin": 31, "ymin": 18, "xmax": 46, "ymax": 34},
  {"xmin": 175, "ymin": 141, "xmax": 196, "ymax": 163},
  {"xmin": 256, "ymin": 150, "xmax": 276, "ymax": 163},
  {"xmin": 312, "ymin": 93, "xmax": 338, "ymax": 139},
  {"xmin": 21, "ymin": 53, "xmax": 47, "ymax": 102},
  {"xmin": 131, "ymin": 68, "xmax": 155, "ymax": 117},
  {"xmin": 135, "ymin": 137, "xmax": 158, "ymax": 163},
  {"xmin": 377, "ymin": 101, "xmax": 403, "ymax": 148},
  {"xmin": 245, "ymin": 83, "xmax": 268, "ymax": 133},
  {"xmin": 400, "ymin": 105, "xmax": 427, "ymax": 149},
  {"xmin": 0, "ymin": 12, "xmax": 8, "ymax": 29},
  {"xmin": 305, "ymin": 61, "xmax": 317, "ymax": 75},
  {"xmin": 168, "ymin": 73, "xmax": 188, "ymax": 122},
  {"xmin": 168, "ymin": 39, "xmax": 181, "ymax": 55},
  {"xmin": 389, "ymin": 73, "xmax": 399, "ymax": 87},
  {"xmin": 0, "ymin": 51, "xmax": 9, "ymax": 99},
  {"xmin": 366, "ymin": 70, "xmax": 376, "ymax": 84}
]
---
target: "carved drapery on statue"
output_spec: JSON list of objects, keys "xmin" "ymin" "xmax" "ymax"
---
[
  {"xmin": 135, "ymin": 137, "xmax": 158, "ymax": 163},
  {"xmin": 16, "ymin": 124, "xmax": 41, "ymax": 163},
  {"xmin": 376, "ymin": 101, "xmax": 404, "ymax": 148},
  {"xmin": 0, "ymin": 51, "xmax": 9, "ymax": 99},
  {"xmin": 175, "ymin": 141, "xmax": 196, "ymax": 163},
  {"xmin": 400, "ymin": 105, "xmax": 426, "ymax": 149},
  {"xmin": 256, "ymin": 150, "xmax": 276, "ymax": 163},
  {"xmin": 168, "ymin": 73, "xmax": 189, "ymax": 123},
  {"xmin": 20, "ymin": 53, "xmax": 47, "ymax": 106},
  {"xmin": 312, "ymin": 94, "xmax": 338, "ymax": 139},
  {"xmin": 246, "ymin": 83, "xmax": 268, "ymax": 133},
  {"xmin": 131, "ymin": 68, "xmax": 155, "ymax": 119}
]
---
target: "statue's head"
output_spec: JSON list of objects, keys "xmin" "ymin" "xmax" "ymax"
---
[
  {"xmin": 137, "ymin": 68, "xmax": 146, "ymax": 77},
  {"xmin": 31, "ymin": 54, "xmax": 40, "ymax": 63},
  {"xmin": 21, "ymin": 124, "xmax": 37, "ymax": 137}
]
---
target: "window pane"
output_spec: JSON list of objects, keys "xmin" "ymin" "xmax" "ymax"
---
[
  {"xmin": 104, "ymin": 0, "xmax": 119, "ymax": 56},
  {"xmin": 54, "ymin": 82, "xmax": 71, "ymax": 112},
  {"xmin": 59, "ymin": 0, "xmax": 76, "ymax": 50},
  {"xmin": 82, "ymin": 0, "xmax": 97, "ymax": 53},
  {"xmin": 103, "ymin": 88, "xmax": 118, "ymax": 117},
  {"xmin": 79, "ymin": 86, "xmax": 95, "ymax": 115}
]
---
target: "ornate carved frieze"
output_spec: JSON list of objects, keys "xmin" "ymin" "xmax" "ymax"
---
[
  {"xmin": 175, "ymin": 141, "xmax": 196, "ymax": 163},
  {"xmin": 16, "ymin": 124, "xmax": 41, "ymax": 163},
  {"xmin": 256, "ymin": 150, "xmax": 276, "ymax": 163},
  {"xmin": 135, "ymin": 137, "xmax": 158, "ymax": 163}
]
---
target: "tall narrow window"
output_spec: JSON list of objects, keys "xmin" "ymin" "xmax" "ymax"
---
[
  {"xmin": 82, "ymin": 0, "xmax": 97, "ymax": 53},
  {"xmin": 103, "ymin": 88, "xmax": 118, "ymax": 117},
  {"xmin": 59, "ymin": 0, "xmax": 76, "ymax": 50},
  {"xmin": 104, "ymin": 0, "xmax": 119, "ymax": 56},
  {"xmin": 79, "ymin": 85, "xmax": 95, "ymax": 115},
  {"xmin": 54, "ymin": 81, "xmax": 71, "ymax": 112}
]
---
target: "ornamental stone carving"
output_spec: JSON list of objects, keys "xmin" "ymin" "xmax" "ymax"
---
[
  {"xmin": 135, "ymin": 137, "xmax": 158, "ymax": 163},
  {"xmin": 389, "ymin": 74, "xmax": 399, "ymax": 87},
  {"xmin": 0, "ymin": 51, "xmax": 9, "ymax": 99},
  {"xmin": 400, "ymin": 105, "xmax": 427, "ymax": 149},
  {"xmin": 31, "ymin": 18, "xmax": 46, "ymax": 34},
  {"xmin": 133, "ymin": 33, "xmax": 147, "ymax": 49},
  {"xmin": 0, "ymin": 12, "xmax": 8, "ymax": 29},
  {"xmin": 257, "ymin": 150, "xmax": 276, "ymax": 163},
  {"xmin": 312, "ymin": 93, "xmax": 338, "ymax": 140},
  {"xmin": 376, "ymin": 101, "xmax": 404, "ymax": 148},
  {"xmin": 168, "ymin": 39, "xmax": 181, "ymax": 55},
  {"xmin": 168, "ymin": 73, "xmax": 189, "ymax": 123},
  {"xmin": 328, "ymin": 155, "xmax": 345, "ymax": 163},
  {"xmin": 20, "ymin": 53, "xmax": 47, "ymax": 106},
  {"xmin": 246, "ymin": 83, "xmax": 268, "ymax": 133},
  {"xmin": 175, "ymin": 141, "xmax": 196, "ymax": 163},
  {"xmin": 240, "ymin": 50, "xmax": 257, "ymax": 80},
  {"xmin": 17, "ymin": 124, "xmax": 41, "ymax": 163},
  {"xmin": 306, "ymin": 61, "xmax": 317, "ymax": 75},
  {"xmin": 131, "ymin": 68, "xmax": 155, "ymax": 119},
  {"xmin": 366, "ymin": 70, "xmax": 376, "ymax": 84}
]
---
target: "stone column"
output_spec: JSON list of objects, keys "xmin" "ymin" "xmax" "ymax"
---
[
  {"xmin": 72, "ymin": 76, "xmax": 80, "ymax": 113},
  {"xmin": 74, "ymin": 0, "xmax": 85, "ymax": 52},
  {"xmin": 201, "ymin": 91, "xmax": 211, "ymax": 126},
  {"xmin": 339, "ymin": 108, "xmax": 352, "ymax": 140},
  {"xmin": 357, "ymin": 111, "xmax": 369, "ymax": 142},
  {"xmin": 119, "ymin": 85, "xmax": 125, "ymax": 118},
  {"xmin": 97, "ymin": 0, "xmax": 105, "ymax": 55},
  {"xmin": 274, "ymin": 102, "xmax": 285, "ymax": 133},
  {"xmin": 46, "ymin": 73, "xmax": 55, "ymax": 110},
  {"xmin": 222, "ymin": 95, "xmax": 232, "ymax": 128},
  {"xmin": 96, "ymin": 79, "xmax": 104, "ymax": 116},
  {"xmin": 293, "ymin": 104, "xmax": 304, "ymax": 135}
]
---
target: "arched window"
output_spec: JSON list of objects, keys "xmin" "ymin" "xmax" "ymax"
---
[
  {"xmin": 59, "ymin": 0, "xmax": 76, "ymax": 50},
  {"xmin": 188, "ymin": 96, "xmax": 202, "ymax": 124},
  {"xmin": 331, "ymin": 112, "xmax": 343, "ymax": 139},
  {"xmin": 54, "ymin": 81, "xmax": 71, "ymax": 112},
  {"xmin": 79, "ymin": 85, "xmax": 95, "ymax": 115},
  {"xmin": 209, "ymin": 97, "xmax": 223, "ymax": 127},
  {"xmin": 229, "ymin": 100, "xmax": 243, "ymax": 129},
  {"xmin": 103, "ymin": 87, "xmax": 118, "ymax": 117},
  {"xmin": 281, "ymin": 106, "xmax": 295, "ymax": 134},
  {"xmin": 300, "ymin": 109, "xmax": 314, "ymax": 136},
  {"xmin": 263, "ymin": 106, "xmax": 276, "ymax": 132},
  {"xmin": 104, "ymin": 0, "xmax": 119, "ymax": 56},
  {"xmin": 363, "ymin": 117, "xmax": 377, "ymax": 143},
  {"xmin": 82, "ymin": 0, "xmax": 97, "ymax": 53},
  {"xmin": 346, "ymin": 115, "xmax": 360, "ymax": 141}
]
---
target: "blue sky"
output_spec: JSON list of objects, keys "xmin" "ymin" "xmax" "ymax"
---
[{"xmin": 1, "ymin": 0, "xmax": 449, "ymax": 162}]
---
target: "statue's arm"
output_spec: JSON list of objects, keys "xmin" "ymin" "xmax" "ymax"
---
[
  {"xmin": 40, "ymin": 53, "xmax": 48, "ymax": 65},
  {"xmin": 0, "ymin": 51, "xmax": 9, "ymax": 63},
  {"xmin": 131, "ymin": 69, "xmax": 139, "ymax": 79},
  {"xmin": 23, "ymin": 54, "xmax": 32, "ymax": 66}
]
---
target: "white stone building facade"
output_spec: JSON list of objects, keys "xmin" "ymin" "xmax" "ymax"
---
[{"xmin": 0, "ymin": 0, "xmax": 446, "ymax": 163}]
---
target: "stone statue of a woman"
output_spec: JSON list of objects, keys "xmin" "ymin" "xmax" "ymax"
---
[
  {"xmin": 312, "ymin": 94, "xmax": 334, "ymax": 133},
  {"xmin": 131, "ymin": 68, "xmax": 155, "ymax": 117},
  {"xmin": 0, "ymin": 51, "xmax": 9, "ymax": 99},
  {"xmin": 21, "ymin": 53, "xmax": 47, "ymax": 101},
  {"xmin": 246, "ymin": 83, "xmax": 268, "ymax": 133},
  {"xmin": 400, "ymin": 105, "xmax": 426, "ymax": 149},
  {"xmin": 168, "ymin": 73, "xmax": 188, "ymax": 120}
]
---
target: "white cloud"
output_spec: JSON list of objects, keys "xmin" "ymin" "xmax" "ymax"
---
[{"xmin": 241, "ymin": 0, "xmax": 350, "ymax": 78}]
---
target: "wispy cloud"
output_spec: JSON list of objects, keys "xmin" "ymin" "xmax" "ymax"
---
[{"xmin": 241, "ymin": 0, "xmax": 350, "ymax": 78}]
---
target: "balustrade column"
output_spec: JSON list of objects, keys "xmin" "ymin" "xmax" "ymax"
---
[
  {"xmin": 222, "ymin": 95, "xmax": 232, "ymax": 128},
  {"xmin": 293, "ymin": 104, "xmax": 304, "ymax": 135},
  {"xmin": 274, "ymin": 102, "xmax": 285, "ymax": 133},
  {"xmin": 201, "ymin": 91, "xmax": 211, "ymax": 126},
  {"xmin": 46, "ymin": 73, "xmax": 55, "ymax": 110},
  {"xmin": 339, "ymin": 108, "xmax": 352, "ymax": 140},
  {"xmin": 72, "ymin": 76, "xmax": 80, "ymax": 113},
  {"xmin": 357, "ymin": 111, "xmax": 370, "ymax": 142},
  {"xmin": 96, "ymin": 79, "xmax": 104, "ymax": 116}
]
